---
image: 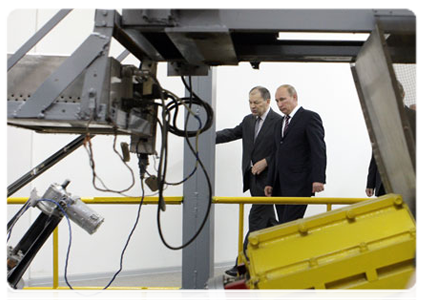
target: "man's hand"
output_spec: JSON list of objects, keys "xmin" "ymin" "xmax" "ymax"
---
[
  {"xmin": 365, "ymin": 188, "xmax": 374, "ymax": 197},
  {"xmin": 264, "ymin": 186, "xmax": 273, "ymax": 197},
  {"xmin": 252, "ymin": 159, "xmax": 267, "ymax": 175},
  {"xmin": 312, "ymin": 182, "xmax": 324, "ymax": 193}
]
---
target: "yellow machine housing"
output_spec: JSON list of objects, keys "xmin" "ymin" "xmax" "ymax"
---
[{"xmin": 244, "ymin": 194, "xmax": 416, "ymax": 289}]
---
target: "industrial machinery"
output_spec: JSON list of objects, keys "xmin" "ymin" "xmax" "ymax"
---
[
  {"xmin": 7, "ymin": 180, "xmax": 104, "ymax": 288},
  {"xmin": 7, "ymin": 9, "xmax": 415, "ymax": 289},
  {"xmin": 210, "ymin": 194, "xmax": 416, "ymax": 289}
]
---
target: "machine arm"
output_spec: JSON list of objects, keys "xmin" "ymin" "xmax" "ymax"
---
[{"xmin": 7, "ymin": 180, "xmax": 104, "ymax": 289}]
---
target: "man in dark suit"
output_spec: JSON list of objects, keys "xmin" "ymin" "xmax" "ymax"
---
[
  {"xmin": 265, "ymin": 84, "xmax": 327, "ymax": 224},
  {"xmin": 216, "ymin": 86, "xmax": 282, "ymax": 276},
  {"xmin": 366, "ymin": 154, "xmax": 386, "ymax": 197}
]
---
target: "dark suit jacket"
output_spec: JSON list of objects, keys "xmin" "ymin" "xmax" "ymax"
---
[
  {"xmin": 267, "ymin": 107, "xmax": 327, "ymax": 197},
  {"xmin": 366, "ymin": 154, "xmax": 385, "ymax": 196},
  {"xmin": 216, "ymin": 108, "xmax": 282, "ymax": 193}
]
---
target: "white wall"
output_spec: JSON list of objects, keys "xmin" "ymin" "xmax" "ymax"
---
[{"xmin": 6, "ymin": 9, "xmax": 373, "ymax": 284}]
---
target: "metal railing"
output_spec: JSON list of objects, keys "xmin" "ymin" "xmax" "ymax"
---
[
  {"xmin": 7, "ymin": 196, "xmax": 369, "ymax": 290},
  {"xmin": 213, "ymin": 196, "xmax": 369, "ymax": 266}
]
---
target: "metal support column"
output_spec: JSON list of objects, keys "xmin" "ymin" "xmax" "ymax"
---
[{"xmin": 182, "ymin": 70, "xmax": 216, "ymax": 289}]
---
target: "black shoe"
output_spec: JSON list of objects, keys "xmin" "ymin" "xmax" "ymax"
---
[{"xmin": 225, "ymin": 265, "xmax": 238, "ymax": 277}]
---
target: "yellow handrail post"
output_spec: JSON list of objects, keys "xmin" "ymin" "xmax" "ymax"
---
[
  {"xmin": 326, "ymin": 203, "xmax": 332, "ymax": 211},
  {"xmin": 238, "ymin": 203, "xmax": 244, "ymax": 265},
  {"xmin": 53, "ymin": 227, "xmax": 59, "ymax": 289}
]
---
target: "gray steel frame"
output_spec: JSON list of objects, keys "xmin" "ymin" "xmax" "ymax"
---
[
  {"xmin": 9, "ymin": 10, "xmax": 116, "ymax": 123},
  {"xmin": 8, "ymin": 10, "xmax": 156, "ymax": 137},
  {"xmin": 182, "ymin": 72, "xmax": 216, "ymax": 289},
  {"xmin": 351, "ymin": 23, "xmax": 416, "ymax": 216},
  {"xmin": 120, "ymin": 9, "xmax": 415, "ymax": 65},
  {"xmin": 122, "ymin": 9, "xmax": 413, "ymax": 31}
]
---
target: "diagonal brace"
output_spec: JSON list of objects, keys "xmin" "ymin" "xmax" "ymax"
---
[{"xmin": 13, "ymin": 32, "xmax": 112, "ymax": 118}]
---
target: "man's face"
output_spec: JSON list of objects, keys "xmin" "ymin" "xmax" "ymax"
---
[
  {"xmin": 249, "ymin": 90, "xmax": 269, "ymax": 117},
  {"xmin": 275, "ymin": 87, "xmax": 297, "ymax": 115}
]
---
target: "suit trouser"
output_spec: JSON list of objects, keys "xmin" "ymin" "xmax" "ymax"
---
[
  {"xmin": 241, "ymin": 171, "xmax": 276, "ymax": 257},
  {"xmin": 272, "ymin": 175, "xmax": 308, "ymax": 224},
  {"xmin": 275, "ymin": 204, "xmax": 307, "ymax": 224}
]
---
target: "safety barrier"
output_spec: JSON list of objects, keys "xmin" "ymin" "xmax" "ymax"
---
[
  {"xmin": 213, "ymin": 196, "xmax": 369, "ymax": 266},
  {"xmin": 7, "ymin": 196, "xmax": 369, "ymax": 290}
]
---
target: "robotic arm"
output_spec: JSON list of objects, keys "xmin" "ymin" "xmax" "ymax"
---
[{"xmin": 7, "ymin": 180, "xmax": 104, "ymax": 289}]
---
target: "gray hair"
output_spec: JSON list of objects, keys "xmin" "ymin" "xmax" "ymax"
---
[{"xmin": 250, "ymin": 86, "xmax": 271, "ymax": 101}]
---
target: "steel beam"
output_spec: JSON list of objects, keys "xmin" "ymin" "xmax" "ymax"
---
[
  {"xmin": 182, "ymin": 71, "xmax": 216, "ymax": 289},
  {"xmin": 120, "ymin": 9, "xmax": 415, "ymax": 67},
  {"xmin": 122, "ymin": 9, "xmax": 414, "ymax": 33},
  {"xmin": 352, "ymin": 23, "xmax": 415, "ymax": 216},
  {"xmin": 113, "ymin": 28, "xmax": 164, "ymax": 61},
  {"xmin": 7, "ymin": 134, "xmax": 91, "ymax": 197},
  {"xmin": 235, "ymin": 42, "xmax": 363, "ymax": 63},
  {"xmin": 166, "ymin": 27, "xmax": 238, "ymax": 65}
]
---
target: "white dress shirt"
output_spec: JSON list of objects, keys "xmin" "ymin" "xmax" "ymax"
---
[{"xmin": 282, "ymin": 105, "xmax": 301, "ymax": 137}]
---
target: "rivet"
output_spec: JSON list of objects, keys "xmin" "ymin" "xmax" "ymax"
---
[
  {"xmin": 346, "ymin": 210, "xmax": 356, "ymax": 220},
  {"xmin": 359, "ymin": 242, "xmax": 368, "ymax": 252},
  {"xmin": 249, "ymin": 236, "xmax": 259, "ymax": 246},
  {"xmin": 298, "ymin": 223, "xmax": 308, "ymax": 235},
  {"xmin": 394, "ymin": 197, "xmax": 403, "ymax": 206}
]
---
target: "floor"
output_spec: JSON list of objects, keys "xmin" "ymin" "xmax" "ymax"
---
[{"xmin": 5, "ymin": 266, "xmax": 230, "ymax": 300}]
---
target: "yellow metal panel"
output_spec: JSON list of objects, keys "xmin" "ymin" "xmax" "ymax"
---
[{"xmin": 245, "ymin": 194, "xmax": 416, "ymax": 289}]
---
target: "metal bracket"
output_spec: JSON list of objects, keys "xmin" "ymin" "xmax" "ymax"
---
[
  {"xmin": 122, "ymin": 9, "xmax": 174, "ymax": 26},
  {"xmin": 78, "ymin": 31, "xmax": 113, "ymax": 120},
  {"xmin": 168, "ymin": 61, "xmax": 209, "ymax": 76},
  {"xmin": 130, "ymin": 59, "xmax": 158, "ymax": 154},
  {"xmin": 94, "ymin": 9, "xmax": 117, "ymax": 29}
]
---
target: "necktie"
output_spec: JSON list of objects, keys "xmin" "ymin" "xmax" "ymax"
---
[
  {"xmin": 254, "ymin": 116, "xmax": 262, "ymax": 141},
  {"xmin": 283, "ymin": 115, "xmax": 290, "ymax": 137}
]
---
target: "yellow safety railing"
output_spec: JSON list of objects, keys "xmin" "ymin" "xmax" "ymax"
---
[
  {"xmin": 7, "ymin": 196, "xmax": 182, "ymax": 290},
  {"xmin": 213, "ymin": 196, "xmax": 369, "ymax": 265},
  {"xmin": 7, "ymin": 196, "xmax": 369, "ymax": 290}
]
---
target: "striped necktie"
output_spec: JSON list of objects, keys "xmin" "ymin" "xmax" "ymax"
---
[
  {"xmin": 283, "ymin": 115, "xmax": 290, "ymax": 137},
  {"xmin": 254, "ymin": 116, "xmax": 262, "ymax": 141}
]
